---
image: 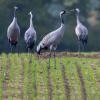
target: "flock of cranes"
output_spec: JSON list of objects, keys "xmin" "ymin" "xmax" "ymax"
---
[{"xmin": 7, "ymin": 6, "xmax": 88, "ymax": 68}]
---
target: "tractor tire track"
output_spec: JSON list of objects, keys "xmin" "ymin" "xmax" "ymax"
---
[
  {"xmin": 76, "ymin": 63, "xmax": 87, "ymax": 100},
  {"xmin": 2, "ymin": 55, "xmax": 10, "ymax": 100},
  {"xmin": 47, "ymin": 67, "xmax": 53, "ymax": 100},
  {"xmin": 60, "ymin": 63, "xmax": 70, "ymax": 100}
]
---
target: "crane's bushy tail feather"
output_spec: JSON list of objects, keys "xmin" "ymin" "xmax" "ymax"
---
[
  {"xmin": 9, "ymin": 39, "xmax": 18, "ymax": 47},
  {"xmin": 26, "ymin": 37, "xmax": 35, "ymax": 50}
]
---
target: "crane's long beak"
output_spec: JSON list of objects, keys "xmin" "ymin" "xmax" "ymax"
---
[
  {"xmin": 70, "ymin": 9, "xmax": 75, "ymax": 11},
  {"xmin": 65, "ymin": 11, "xmax": 72, "ymax": 15},
  {"xmin": 69, "ymin": 9, "xmax": 75, "ymax": 12},
  {"xmin": 66, "ymin": 9, "xmax": 75, "ymax": 15}
]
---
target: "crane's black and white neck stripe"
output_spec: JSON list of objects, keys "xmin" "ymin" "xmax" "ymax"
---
[{"xmin": 60, "ymin": 10, "xmax": 66, "ymax": 24}]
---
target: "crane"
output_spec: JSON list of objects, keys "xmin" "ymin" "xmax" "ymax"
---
[
  {"xmin": 24, "ymin": 11, "xmax": 36, "ymax": 53},
  {"xmin": 7, "ymin": 6, "xmax": 20, "ymax": 52},
  {"xmin": 37, "ymin": 10, "xmax": 67, "ymax": 69},
  {"xmin": 71, "ymin": 8, "xmax": 88, "ymax": 52}
]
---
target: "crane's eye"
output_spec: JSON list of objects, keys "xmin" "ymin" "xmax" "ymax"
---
[
  {"xmin": 63, "ymin": 10, "xmax": 66, "ymax": 14},
  {"xmin": 42, "ymin": 43, "xmax": 45, "ymax": 46}
]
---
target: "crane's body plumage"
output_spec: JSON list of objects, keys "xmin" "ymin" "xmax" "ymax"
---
[
  {"xmin": 7, "ymin": 17, "xmax": 20, "ymax": 45},
  {"xmin": 38, "ymin": 23, "xmax": 65, "ymax": 51},
  {"xmin": 24, "ymin": 12, "xmax": 36, "ymax": 51},
  {"xmin": 24, "ymin": 26, "xmax": 36, "ymax": 49},
  {"xmin": 75, "ymin": 23, "xmax": 88, "ymax": 42}
]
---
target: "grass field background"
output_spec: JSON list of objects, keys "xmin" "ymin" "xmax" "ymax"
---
[{"xmin": 0, "ymin": 52, "xmax": 100, "ymax": 100}]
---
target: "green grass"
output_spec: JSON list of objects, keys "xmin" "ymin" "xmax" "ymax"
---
[{"xmin": 0, "ymin": 53, "xmax": 100, "ymax": 100}]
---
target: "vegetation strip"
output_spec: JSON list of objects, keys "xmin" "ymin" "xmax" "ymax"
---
[
  {"xmin": 39, "ymin": 60, "xmax": 45, "ymax": 100},
  {"xmin": 60, "ymin": 63, "xmax": 70, "ymax": 100},
  {"xmin": 19, "ymin": 57, "xmax": 24, "ymax": 100},
  {"xmin": 76, "ymin": 63, "xmax": 87, "ymax": 100},
  {"xmin": 47, "ymin": 67, "xmax": 53, "ymax": 100}
]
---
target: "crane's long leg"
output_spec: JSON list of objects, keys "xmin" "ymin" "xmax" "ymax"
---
[
  {"xmin": 28, "ymin": 48, "xmax": 30, "ymax": 54},
  {"xmin": 48, "ymin": 50, "xmax": 51, "ymax": 69},
  {"xmin": 60, "ymin": 52, "xmax": 62, "ymax": 64},
  {"xmin": 53, "ymin": 50, "xmax": 56, "ymax": 69},
  {"xmin": 83, "ymin": 44, "xmax": 85, "ymax": 52},
  {"xmin": 28, "ymin": 48, "xmax": 32, "ymax": 63},
  {"xmin": 17, "ymin": 44, "xmax": 19, "ymax": 55},
  {"xmin": 83, "ymin": 42, "xmax": 87, "ymax": 52},
  {"xmin": 78, "ymin": 40, "xmax": 81, "ymax": 53},
  {"xmin": 30, "ymin": 51, "xmax": 32, "ymax": 63},
  {"xmin": 10, "ymin": 44, "xmax": 13, "ymax": 53}
]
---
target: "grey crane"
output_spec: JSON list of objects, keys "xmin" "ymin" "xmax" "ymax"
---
[
  {"xmin": 37, "ymin": 10, "xmax": 67, "ymax": 69},
  {"xmin": 71, "ymin": 8, "xmax": 88, "ymax": 52},
  {"xmin": 24, "ymin": 11, "xmax": 36, "ymax": 53},
  {"xmin": 7, "ymin": 6, "xmax": 20, "ymax": 52}
]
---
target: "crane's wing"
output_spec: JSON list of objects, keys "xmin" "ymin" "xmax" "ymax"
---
[
  {"xmin": 24, "ymin": 27, "xmax": 36, "ymax": 44},
  {"xmin": 7, "ymin": 23, "xmax": 20, "ymax": 40},
  {"xmin": 75, "ymin": 24, "xmax": 88, "ymax": 40},
  {"xmin": 41, "ymin": 27, "xmax": 64, "ymax": 46}
]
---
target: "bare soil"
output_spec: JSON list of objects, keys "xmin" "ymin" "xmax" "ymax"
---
[{"xmin": 35, "ymin": 52, "xmax": 100, "ymax": 59}]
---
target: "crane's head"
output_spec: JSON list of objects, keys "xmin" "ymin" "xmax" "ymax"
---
[
  {"xmin": 60, "ymin": 10, "xmax": 66, "ymax": 16},
  {"xmin": 69, "ymin": 8, "xmax": 80, "ymax": 14},
  {"xmin": 75, "ymin": 8, "xmax": 80, "ymax": 13},
  {"xmin": 36, "ymin": 44, "xmax": 41, "ymax": 55},
  {"xmin": 14, "ymin": 6, "xmax": 18, "ymax": 10},
  {"xmin": 28, "ymin": 11, "xmax": 32, "ymax": 15},
  {"xmin": 28, "ymin": 11, "xmax": 34, "ymax": 18}
]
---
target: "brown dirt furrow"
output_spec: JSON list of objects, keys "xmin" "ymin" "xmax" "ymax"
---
[
  {"xmin": 2, "ymin": 56, "xmax": 10, "ymax": 100},
  {"xmin": 47, "ymin": 68, "xmax": 53, "ymax": 100},
  {"xmin": 40, "ymin": 73, "xmax": 45, "ymax": 100},
  {"xmin": 76, "ymin": 63, "xmax": 87, "ymax": 100},
  {"xmin": 91, "ymin": 64, "xmax": 100, "ymax": 99},
  {"xmin": 61, "ymin": 63, "xmax": 70, "ymax": 100},
  {"xmin": 36, "ymin": 52, "xmax": 100, "ymax": 59},
  {"xmin": 0, "ymin": 57, "xmax": 2, "ymax": 73},
  {"xmin": 56, "ymin": 77, "xmax": 60, "ymax": 100}
]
